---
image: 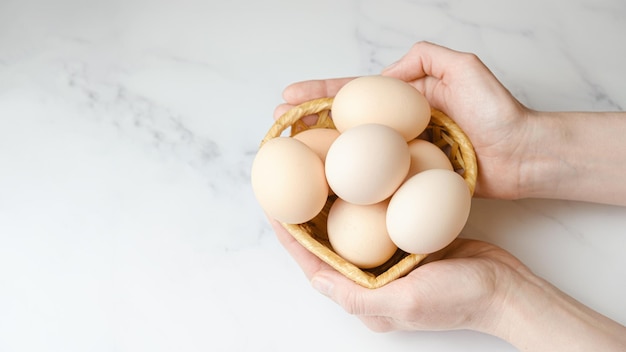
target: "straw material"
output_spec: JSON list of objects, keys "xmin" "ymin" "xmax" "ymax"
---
[{"xmin": 261, "ymin": 97, "xmax": 477, "ymax": 289}]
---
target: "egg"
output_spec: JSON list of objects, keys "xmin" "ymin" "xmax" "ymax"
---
[
  {"xmin": 327, "ymin": 198, "xmax": 397, "ymax": 269},
  {"xmin": 386, "ymin": 169, "xmax": 471, "ymax": 254},
  {"xmin": 293, "ymin": 128, "xmax": 340, "ymax": 195},
  {"xmin": 405, "ymin": 139, "xmax": 454, "ymax": 180},
  {"xmin": 331, "ymin": 75, "xmax": 431, "ymax": 141},
  {"xmin": 325, "ymin": 123, "xmax": 410, "ymax": 205},
  {"xmin": 292, "ymin": 128, "xmax": 340, "ymax": 163},
  {"xmin": 251, "ymin": 137, "xmax": 328, "ymax": 224}
]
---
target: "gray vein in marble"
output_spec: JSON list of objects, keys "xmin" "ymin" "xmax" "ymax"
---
[
  {"xmin": 507, "ymin": 200, "xmax": 621, "ymax": 261},
  {"xmin": 354, "ymin": 0, "xmax": 536, "ymax": 74},
  {"xmin": 52, "ymin": 55, "xmax": 272, "ymax": 251},
  {"xmin": 514, "ymin": 201, "xmax": 587, "ymax": 239},
  {"xmin": 60, "ymin": 60, "xmax": 238, "ymax": 193},
  {"xmin": 554, "ymin": 46, "xmax": 624, "ymax": 111},
  {"xmin": 581, "ymin": 1, "xmax": 626, "ymax": 21},
  {"xmin": 145, "ymin": 49, "xmax": 243, "ymax": 82}
]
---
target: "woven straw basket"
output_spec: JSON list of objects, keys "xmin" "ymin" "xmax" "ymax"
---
[{"xmin": 261, "ymin": 97, "xmax": 477, "ymax": 289}]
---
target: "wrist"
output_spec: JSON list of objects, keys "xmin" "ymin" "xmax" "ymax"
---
[
  {"xmin": 468, "ymin": 265, "xmax": 536, "ymax": 340},
  {"xmin": 516, "ymin": 110, "xmax": 626, "ymax": 205},
  {"xmin": 478, "ymin": 269, "xmax": 626, "ymax": 351},
  {"xmin": 515, "ymin": 110, "xmax": 566, "ymax": 200}
]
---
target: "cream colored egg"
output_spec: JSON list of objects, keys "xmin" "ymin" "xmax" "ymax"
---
[
  {"xmin": 293, "ymin": 128, "xmax": 340, "ymax": 195},
  {"xmin": 251, "ymin": 137, "xmax": 328, "ymax": 224},
  {"xmin": 327, "ymin": 198, "xmax": 397, "ymax": 269},
  {"xmin": 325, "ymin": 123, "xmax": 410, "ymax": 205},
  {"xmin": 405, "ymin": 139, "xmax": 454, "ymax": 181},
  {"xmin": 386, "ymin": 169, "xmax": 471, "ymax": 254},
  {"xmin": 331, "ymin": 75, "xmax": 431, "ymax": 141},
  {"xmin": 293, "ymin": 128, "xmax": 340, "ymax": 163}
]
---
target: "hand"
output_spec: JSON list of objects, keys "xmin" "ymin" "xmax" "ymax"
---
[
  {"xmin": 270, "ymin": 218, "xmax": 527, "ymax": 333},
  {"xmin": 272, "ymin": 218, "xmax": 626, "ymax": 351},
  {"xmin": 274, "ymin": 41, "xmax": 532, "ymax": 200}
]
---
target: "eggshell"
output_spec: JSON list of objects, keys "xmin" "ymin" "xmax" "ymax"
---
[
  {"xmin": 293, "ymin": 128, "xmax": 340, "ymax": 163},
  {"xmin": 293, "ymin": 128, "xmax": 340, "ymax": 195},
  {"xmin": 325, "ymin": 124, "xmax": 410, "ymax": 205},
  {"xmin": 327, "ymin": 198, "xmax": 397, "ymax": 269},
  {"xmin": 405, "ymin": 139, "xmax": 453, "ymax": 180},
  {"xmin": 331, "ymin": 75, "xmax": 431, "ymax": 141},
  {"xmin": 251, "ymin": 137, "xmax": 328, "ymax": 224},
  {"xmin": 386, "ymin": 169, "xmax": 471, "ymax": 254}
]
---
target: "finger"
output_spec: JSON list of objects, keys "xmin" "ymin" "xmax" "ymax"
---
[
  {"xmin": 405, "ymin": 75, "xmax": 448, "ymax": 113},
  {"xmin": 312, "ymin": 270, "xmax": 414, "ymax": 318},
  {"xmin": 418, "ymin": 238, "xmax": 468, "ymax": 265},
  {"xmin": 380, "ymin": 42, "xmax": 467, "ymax": 115},
  {"xmin": 419, "ymin": 238, "xmax": 498, "ymax": 266},
  {"xmin": 282, "ymin": 77, "xmax": 356, "ymax": 105},
  {"xmin": 273, "ymin": 103, "xmax": 294, "ymax": 120},
  {"xmin": 381, "ymin": 41, "xmax": 469, "ymax": 82},
  {"xmin": 272, "ymin": 103, "xmax": 320, "ymax": 126}
]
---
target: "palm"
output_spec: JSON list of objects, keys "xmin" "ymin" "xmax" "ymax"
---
[
  {"xmin": 402, "ymin": 59, "xmax": 531, "ymax": 200},
  {"xmin": 366, "ymin": 238, "xmax": 528, "ymax": 332}
]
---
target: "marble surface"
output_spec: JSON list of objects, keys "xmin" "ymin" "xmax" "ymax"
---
[{"xmin": 1, "ymin": 0, "xmax": 625, "ymax": 351}]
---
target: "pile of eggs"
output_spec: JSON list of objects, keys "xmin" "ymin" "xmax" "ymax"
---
[{"xmin": 252, "ymin": 76, "xmax": 471, "ymax": 269}]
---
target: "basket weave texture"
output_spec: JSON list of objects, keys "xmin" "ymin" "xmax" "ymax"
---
[{"xmin": 262, "ymin": 97, "xmax": 477, "ymax": 289}]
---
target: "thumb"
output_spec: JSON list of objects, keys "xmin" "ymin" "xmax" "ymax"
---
[
  {"xmin": 310, "ymin": 271, "xmax": 400, "ymax": 317},
  {"xmin": 381, "ymin": 41, "xmax": 463, "ymax": 81}
]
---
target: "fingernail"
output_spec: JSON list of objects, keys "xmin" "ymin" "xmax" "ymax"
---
[{"xmin": 311, "ymin": 276, "xmax": 333, "ymax": 297}]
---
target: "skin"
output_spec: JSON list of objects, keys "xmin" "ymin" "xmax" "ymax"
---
[
  {"xmin": 274, "ymin": 42, "xmax": 626, "ymax": 205},
  {"xmin": 271, "ymin": 41, "xmax": 626, "ymax": 351}
]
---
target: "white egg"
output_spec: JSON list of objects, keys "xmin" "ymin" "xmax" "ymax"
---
[{"xmin": 325, "ymin": 124, "xmax": 410, "ymax": 205}]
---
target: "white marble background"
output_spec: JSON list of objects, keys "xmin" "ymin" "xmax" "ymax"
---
[{"xmin": 1, "ymin": 0, "xmax": 625, "ymax": 351}]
